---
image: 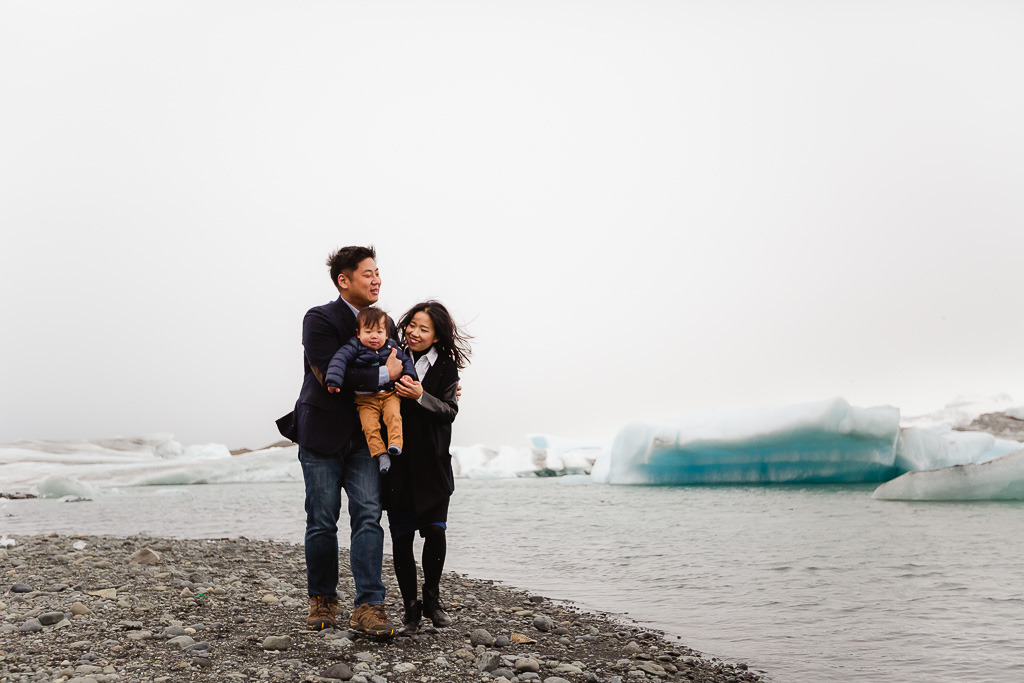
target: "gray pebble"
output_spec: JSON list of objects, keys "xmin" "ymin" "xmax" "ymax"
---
[
  {"xmin": 516, "ymin": 658, "xmax": 541, "ymax": 673},
  {"xmin": 393, "ymin": 662, "xmax": 416, "ymax": 673},
  {"xmin": 634, "ymin": 661, "xmax": 666, "ymax": 676},
  {"xmin": 19, "ymin": 618, "xmax": 43, "ymax": 632},
  {"xmin": 321, "ymin": 662, "xmax": 354, "ymax": 680},
  {"xmin": 533, "ymin": 614, "xmax": 555, "ymax": 632},
  {"xmin": 261, "ymin": 635, "xmax": 293, "ymax": 650},
  {"xmin": 10, "ymin": 583, "xmax": 33, "ymax": 593},
  {"xmin": 166, "ymin": 635, "xmax": 195, "ymax": 649},
  {"xmin": 162, "ymin": 625, "xmax": 186, "ymax": 638},
  {"xmin": 476, "ymin": 650, "xmax": 502, "ymax": 672},
  {"xmin": 470, "ymin": 628, "xmax": 495, "ymax": 646},
  {"xmin": 38, "ymin": 611, "xmax": 66, "ymax": 625}
]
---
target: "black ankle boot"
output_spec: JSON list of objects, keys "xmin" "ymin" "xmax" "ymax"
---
[
  {"xmin": 399, "ymin": 599, "xmax": 422, "ymax": 635},
  {"xmin": 422, "ymin": 585, "xmax": 452, "ymax": 627}
]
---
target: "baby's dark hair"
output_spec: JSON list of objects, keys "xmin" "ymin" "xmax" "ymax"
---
[
  {"xmin": 356, "ymin": 307, "xmax": 388, "ymax": 331},
  {"xmin": 399, "ymin": 300, "xmax": 472, "ymax": 369},
  {"xmin": 326, "ymin": 245, "xmax": 376, "ymax": 290}
]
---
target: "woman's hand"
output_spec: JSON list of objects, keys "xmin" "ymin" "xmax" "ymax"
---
[{"xmin": 395, "ymin": 375, "xmax": 424, "ymax": 400}]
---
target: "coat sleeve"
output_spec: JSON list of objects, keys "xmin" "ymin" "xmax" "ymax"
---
[
  {"xmin": 412, "ymin": 361, "xmax": 458, "ymax": 424},
  {"xmin": 325, "ymin": 339, "xmax": 360, "ymax": 388},
  {"xmin": 302, "ymin": 308, "xmax": 341, "ymax": 388},
  {"xmin": 396, "ymin": 346, "xmax": 418, "ymax": 381}
]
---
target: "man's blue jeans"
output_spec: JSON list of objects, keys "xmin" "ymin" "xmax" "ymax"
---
[{"xmin": 299, "ymin": 437, "xmax": 386, "ymax": 606}]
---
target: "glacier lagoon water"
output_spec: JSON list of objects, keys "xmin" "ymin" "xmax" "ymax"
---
[{"xmin": 3, "ymin": 480, "xmax": 1023, "ymax": 682}]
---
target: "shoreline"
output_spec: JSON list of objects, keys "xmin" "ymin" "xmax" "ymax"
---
[{"xmin": 1, "ymin": 534, "xmax": 767, "ymax": 683}]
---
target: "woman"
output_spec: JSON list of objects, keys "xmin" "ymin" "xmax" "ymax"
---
[{"xmin": 386, "ymin": 300, "xmax": 472, "ymax": 634}]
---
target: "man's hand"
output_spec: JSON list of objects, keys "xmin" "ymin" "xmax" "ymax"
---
[
  {"xmin": 327, "ymin": 386, "xmax": 340, "ymax": 394},
  {"xmin": 386, "ymin": 348, "xmax": 403, "ymax": 381},
  {"xmin": 456, "ymin": 379, "xmax": 462, "ymax": 402}
]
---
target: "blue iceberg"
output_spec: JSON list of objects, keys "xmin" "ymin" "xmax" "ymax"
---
[{"xmin": 591, "ymin": 397, "xmax": 902, "ymax": 484}]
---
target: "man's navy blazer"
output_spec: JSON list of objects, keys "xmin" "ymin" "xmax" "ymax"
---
[{"xmin": 276, "ymin": 296, "xmax": 396, "ymax": 456}]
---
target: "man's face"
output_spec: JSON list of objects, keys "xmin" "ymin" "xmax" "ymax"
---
[
  {"xmin": 338, "ymin": 257, "xmax": 380, "ymax": 309},
  {"xmin": 357, "ymin": 320, "xmax": 388, "ymax": 350}
]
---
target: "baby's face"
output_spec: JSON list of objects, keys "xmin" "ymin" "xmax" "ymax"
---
[{"xmin": 358, "ymin": 321, "xmax": 388, "ymax": 350}]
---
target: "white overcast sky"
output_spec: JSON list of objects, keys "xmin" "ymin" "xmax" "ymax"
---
[{"xmin": 2, "ymin": 1, "xmax": 1023, "ymax": 450}]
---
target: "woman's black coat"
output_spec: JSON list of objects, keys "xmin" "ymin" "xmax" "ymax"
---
[{"xmin": 383, "ymin": 352, "xmax": 459, "ymax": 515}]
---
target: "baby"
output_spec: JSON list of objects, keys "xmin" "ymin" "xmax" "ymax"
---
[{"xmin": 325, "ymin": 307, "xmax": 417, "ymax": 473}]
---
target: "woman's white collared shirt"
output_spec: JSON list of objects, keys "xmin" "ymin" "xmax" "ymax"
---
[{"xmin": 413, "ymin": 346, "xmax": 438, "ymax": 404}]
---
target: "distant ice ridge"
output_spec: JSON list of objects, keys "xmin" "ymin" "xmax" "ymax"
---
[
  {"xmin": 0, "ymin": 433, "xmax": 602, "ymax": 494},
  {"xmin": 900, "ymin": 393, "xmax": 1021, "ymax": 430},
  {"xmin": 592, "ymin": 397, "xmax": 902, "ymax": 485},
  {"xmin": 873, "ymin": 450, "xmax": 1024, "ymax": 501},
  {"xmin": 0, "ymin": 435, "xmax": 300, "ymax": 494}
]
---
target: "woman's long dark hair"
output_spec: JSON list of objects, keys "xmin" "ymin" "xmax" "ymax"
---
[{"xmin": 398, "ymin": 300, "xmax": 472, "ymax": 370}]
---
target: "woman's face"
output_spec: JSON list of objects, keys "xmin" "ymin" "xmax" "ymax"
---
[{"xmin": 405, "ymin": 311, "xmax": 437, "ymax": 353}]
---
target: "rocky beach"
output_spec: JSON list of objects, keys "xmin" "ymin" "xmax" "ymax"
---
[{"xmin": 1, "ymin": 535, "xmax": 766, "ymax": 683}]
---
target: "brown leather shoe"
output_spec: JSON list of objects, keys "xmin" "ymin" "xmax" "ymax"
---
[
  {"xmin": 306, "ymin": 595, "xmax": 338, "ymax": 631},
  {"xmin": 349, "ymin": 603, "xmax": 396, "ymax": 638}
]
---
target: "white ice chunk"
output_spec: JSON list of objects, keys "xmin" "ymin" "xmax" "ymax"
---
[
  {"xmin": 36, "ymin": 475, "xmax": 101, "ymax": 499},
  {"xmin": 0, "ymin": 440, "xmax": 300, "ymax": 491},
  {"xmin": 895, "ymin": 426, "xmax": 1022, "ymax": 471},
  {"xmin": 873, "ymin": 450, "xmax": 1024, "ymax": 500},
  {"xmin": 594, "ymin": 397, "xmax": 901, "ymax": 485},
  {"xmin": 465, "ymin": 445, "xmax": 535, "ymax": 479},
  {"xmin": 528, "ymin": 434, "xmax": 607, "ymax": 474}
]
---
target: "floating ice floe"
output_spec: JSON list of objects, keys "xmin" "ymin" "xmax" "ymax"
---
[
  {"xmin": 450, "ymin": 437, "xmax": 603, "ymax": 479},
  {"xmin": 873, "ymin": 450, "xmax": 1024, "ymax": 501},
  {"xmin": 894, "ymin": 425, "xmax": 1021, "ymax": 472},
  {"xmin": 36, "ymin": 475, "xmax": 101, "ymax": 499},
  {"xmin": 0, "ymin": 436, "xmax": 301, "ymax": 494},
  {"xmin": 592, "ymin": 397, "xmax": 902, "ymax": 485}
]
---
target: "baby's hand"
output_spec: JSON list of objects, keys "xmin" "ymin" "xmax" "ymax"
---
[{"xmin": 327, "ymin": 385, "xmax": 340, "ymax": 394}]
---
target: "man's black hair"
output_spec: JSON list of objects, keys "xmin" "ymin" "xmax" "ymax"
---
[{"xmin": 326, "ymin": 246, "xmax": 376, "ymax": 290}]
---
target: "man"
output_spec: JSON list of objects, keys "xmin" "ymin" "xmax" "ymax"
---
[{"xmin": 277, "ymin": 245, "xmax": 404, "ymax": 637}]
